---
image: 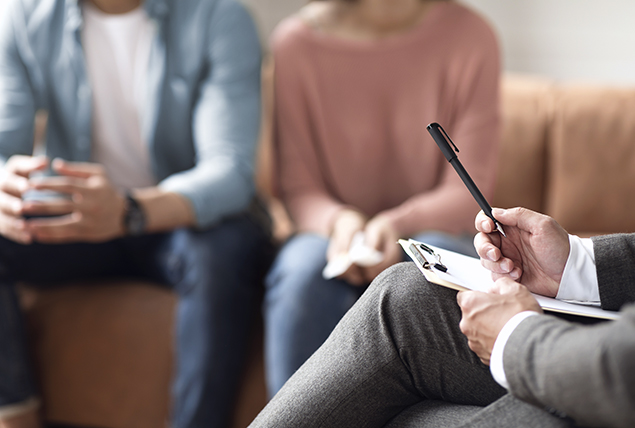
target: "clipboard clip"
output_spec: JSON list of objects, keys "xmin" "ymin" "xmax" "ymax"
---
[{"xmin": 410, "ymin": 243, "xmax": 448, "ymax": 273}]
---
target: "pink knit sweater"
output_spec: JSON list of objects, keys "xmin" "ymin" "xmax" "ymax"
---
[{"xmin": 271, "ymin": 2, "xmax": 500, "ymax": 237}]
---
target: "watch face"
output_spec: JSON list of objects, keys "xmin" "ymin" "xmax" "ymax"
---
[
  {"xmin": 125, "ymin": 196, "xmax": 146, "ymax": 235},
  {"xmin": 128, "ymin": 208, "xmax": 145, "ymax": 235}
]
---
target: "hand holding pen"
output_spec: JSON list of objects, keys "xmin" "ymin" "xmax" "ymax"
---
[{"xmin": 473, "ymin": 208, "xmax": 569, "ymax": 298}]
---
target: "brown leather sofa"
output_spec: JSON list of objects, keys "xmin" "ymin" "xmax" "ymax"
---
[{"xmin": 18, "ymin": 74, "xmax": 635, "ymax": 428}]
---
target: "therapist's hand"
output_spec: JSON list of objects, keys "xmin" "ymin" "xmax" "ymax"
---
[
  {"xmin": 457, "ymin": 277, "xmax": 542, "ymax": 365},
  {"xmin": 25, "ymin": 159, "xmax": 126, "ymax": 243},
  {"xmin": 0, "ymin": 155, "xmax": 48, "ymax": 244},
  {"xmin": 474, "ymin": 207, "xmax": 569, "ymax": 298}
]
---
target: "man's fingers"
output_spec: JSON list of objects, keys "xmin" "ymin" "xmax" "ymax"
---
[
  {"xmin": 0, "ymin": 173, "xmax": 31, "ymax": 197},
  {"xmin": 22, "ymin": 199, "xmax": 75, "ymax": 217},
  {"xmin": 29, "ymin": 176, "xmax": 86, "ymax": 195},
  {"xmin": 480, "ymin": 257, "xmax": 518, "ymax": 277},
  {"xmin": 27, "ymin": 213, "xmax": 81, "ymax": 243},
  {"xmin": 52, "ymin": 159, "xmax": 105, "ymax": 179},
  {"xmin": 6, "ymin": 155, "xmax": 48, "ymax": 177},
  {"xmin": 475, "ymin": 211, "xmax": 495, "ymax": 233},
  {"xmin": 456, "ymin": 289, "xmax": 478, "ymax": 310},
  {"xmin": 466, "ymin": 339, "xmax": 491, "ymax": 364},
  {"xmin": 493, "ymin": 276, "xmax": 526, "ymax": 294},
  {"xmin": 0, "ymin": 192, "xmax": 25, "ymax": 216},
  {"xmin": 492, "ymin": 207, "xmax": 552, "ymax": 234},
  {"xmin": 0, "ymin": 213, "xmax": 31, "ymax": 244},
  {"xmin": 473, "ymin": 232, "xmax": 501, "ymax": 262},
  {"xmin": 490, "ymin": 268, "xmax": 522, "ymax": 282}
]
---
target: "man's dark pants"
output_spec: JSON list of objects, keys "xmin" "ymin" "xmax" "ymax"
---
[{"xmin": 0, "ymin": 212, "xmax": 274, "ymax": 428}]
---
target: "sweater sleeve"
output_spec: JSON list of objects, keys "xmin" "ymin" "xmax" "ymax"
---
[
  {"xmin": 271, "ymin": 23, "xmax": 346, "ymax": 236},
  {"xmin": 382, "ymin": 18, "xmax": 501, "ymax": 237}
]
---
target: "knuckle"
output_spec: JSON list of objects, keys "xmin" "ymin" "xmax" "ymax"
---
[
  {"xmin": 460, "ymin": 292, "xmax": 475, "ymax": 307},
  {"xmin": 459, "ymin": 319, "xmax": 468, "ymax": 334},
  {"xmin": 513, "ymin": 207, "xmax": 527, "ymax": 217},
  {"xmin": 535, "ymin": 216, "xmax": 552, "ymax": 231}
]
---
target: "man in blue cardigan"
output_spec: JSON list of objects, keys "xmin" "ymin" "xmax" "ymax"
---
[{"xmin": 0, "ymin": 0, "xmax": 271, "ymax": 427}]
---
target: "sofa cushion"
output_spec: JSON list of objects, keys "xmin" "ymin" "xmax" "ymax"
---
[
  {"xmin": 20, "ymin": 281, "xmax": 175, "ymax": 428},
  {"xmin": 20, "ymin": 280, "xmax": 268, "ymax": 428}
]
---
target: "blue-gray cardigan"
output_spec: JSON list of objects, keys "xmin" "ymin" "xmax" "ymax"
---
[{"xmin": 0, "ymin": 0, "xmax": 262, "ymax": 227}]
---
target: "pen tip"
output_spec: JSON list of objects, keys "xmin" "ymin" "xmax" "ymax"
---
[{"xmin": 496, "ymin": 223, "xmax": 507, "ymax": 237}]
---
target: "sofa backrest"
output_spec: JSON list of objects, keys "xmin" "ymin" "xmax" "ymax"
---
[
  {"xmin": 496, "ymin": 75, "xmax": 635, "ymax": 236},
  {"xmin": 495, "ymin": 75, "xmax": 553, "ymax": 213},
  {"xmin": 545, "ymin": 84, "xmax": 635, "ymax": 235}
]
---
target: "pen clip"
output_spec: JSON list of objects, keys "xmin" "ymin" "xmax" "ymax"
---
[{"xmin": 437, "ymin": 124, "xmax": 459, "ymax": 153}]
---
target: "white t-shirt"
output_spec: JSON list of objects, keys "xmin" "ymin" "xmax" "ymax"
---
[{"xmin": 82, "ymin": 2, "xmax": 156, "ymax": 190}]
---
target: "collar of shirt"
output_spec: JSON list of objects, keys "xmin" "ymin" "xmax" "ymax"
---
[{"xmin": 64, "ymin": 0, "xmax": 169, "ymax": 34}]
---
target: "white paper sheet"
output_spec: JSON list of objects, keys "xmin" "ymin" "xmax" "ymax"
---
[{"xmin": 399, "ymin": 239, "xmax": 620, "ymax": 320}]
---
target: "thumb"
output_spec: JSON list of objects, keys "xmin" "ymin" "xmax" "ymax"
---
[
  {"xmin": 363, "ymin": 226, "xmax": 382, "ymax": 251},
  {"xmin": 492, "ymin": 207, "xmax": 548, "ymax": 235}
]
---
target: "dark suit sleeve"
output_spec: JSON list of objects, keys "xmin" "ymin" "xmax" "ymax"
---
[
  {"xmin": 503, "ymin": 233, "xmax": 635, "ymax": 428},
  {"xmin": 592, "ymin": 233, "xmax": 635, "ymax": 311}
]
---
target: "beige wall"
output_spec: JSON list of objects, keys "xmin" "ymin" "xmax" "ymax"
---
[
  {"xmin": 462, "ymin": 0, "xmax": 635, "ymax": 85},
  {"xmin": 244, "ymin": 0, "xmax": 635, "ymax": 85},
  {"xmin": 242, "ymin": 0, "xmax": 305, "ymax": 45}
]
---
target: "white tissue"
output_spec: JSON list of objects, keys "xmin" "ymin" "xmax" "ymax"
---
[{"xmin": 322, "ymin": 232, "xmax": 384, "ymax": 280}]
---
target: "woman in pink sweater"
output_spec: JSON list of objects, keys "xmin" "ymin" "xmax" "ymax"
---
[{"xmin": 264, "ymin": 0, "xmax": 500, "ymax": 396}]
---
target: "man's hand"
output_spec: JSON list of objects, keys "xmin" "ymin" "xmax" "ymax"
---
[
  {"xmin": 360, "ymin": 215, "xmax": 401, "ymax": 283},
  {"xmin": 0, "ymin": 155, "xmax": 49, "ymax": 244},
  {"xmin": 474, "ymin": 207, "xmax": 570, "ymax": 297},
  {"xmin": 25, "ymin": 159, "xmax": 126, "ymax": 243},
  {"xmin": 457, "ymin": 277, "xmax": 542, "ymax": 365},
  {"xmin": 327, "ymin": 208, "xmax": 368, "ymax": 285}
]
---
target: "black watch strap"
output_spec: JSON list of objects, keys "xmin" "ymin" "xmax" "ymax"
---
[{"xmin": 123, "ymin": 192, "xmax": 146, "ymax": 236}]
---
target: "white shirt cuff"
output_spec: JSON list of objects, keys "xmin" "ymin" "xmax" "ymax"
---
[
  {"xmin": 490, "ymin": 311, "xmax": 540, "ymax": 389},
  {"xmin": 556, "ymin": 235, "xmax": 600, "ymax": 305}
]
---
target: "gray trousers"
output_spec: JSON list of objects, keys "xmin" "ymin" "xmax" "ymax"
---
[{"xmin": 250, "ymin": 262, "xmax": 575, "ymax": 428}]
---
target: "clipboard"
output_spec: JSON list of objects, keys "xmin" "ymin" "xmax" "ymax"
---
[{"xmin": 399, "ymin": 239, "xmax": 620, "ymax": 321}]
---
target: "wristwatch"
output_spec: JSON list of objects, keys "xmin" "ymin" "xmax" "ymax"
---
[{"xmin": 123, "ymin": 192, "xmax": 146, "ymax": 236}]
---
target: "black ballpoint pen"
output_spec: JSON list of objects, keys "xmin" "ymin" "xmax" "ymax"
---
[{"xmin": 426, "ymin": 122, "xmax": 506, "ymax": 237}]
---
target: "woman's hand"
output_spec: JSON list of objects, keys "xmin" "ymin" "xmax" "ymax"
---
[
  {"xmin": 360, "ymin": 214, "xmax": 401, "ymax": 283},
  {"xmin": 327, "ymin": 208, "xmax": 368, "ymax": 285}
]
